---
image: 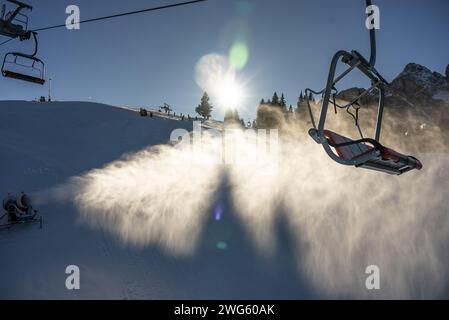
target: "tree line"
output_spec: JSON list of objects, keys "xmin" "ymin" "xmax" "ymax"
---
[{"xmin": 194, "ymin": 90, "xmax": 315, "ymax": 129}]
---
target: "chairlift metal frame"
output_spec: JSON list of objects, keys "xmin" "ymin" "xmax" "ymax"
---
[
  {"xmin": 305, "ymin": 0, "xmax": 422, "ymax": 175},
  {"xmin": 0, "ymin": 0, "xmax": 45, "ymax": 84},
  {"xmin": 0, "ymin": 0, "xmax": 32, "ymax": 39}
]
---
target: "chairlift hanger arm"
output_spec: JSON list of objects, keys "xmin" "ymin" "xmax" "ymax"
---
[{"xmin": 365, "ymin": 0, "xmax": 376, "ymax": 67}]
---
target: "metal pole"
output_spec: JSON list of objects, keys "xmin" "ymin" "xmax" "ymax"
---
[
  {"xmin": 365, "ymin": 0, "xmax": 376, "ymax": 67},
  {"xmin": 374, "ymin": 84, "xmax": 385, "ymax": 141},
  {"xmin": 48, "ymin": 76, "xmax": 52, "ymax": 101}
]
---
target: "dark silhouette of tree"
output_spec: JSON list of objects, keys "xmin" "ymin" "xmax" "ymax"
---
[
  {"xmin": 271, "ymin": 92, "xmax": 280, "ymax": 106},
  {"xmin": 280, "ymin": 93, "xmax": 288, "ymax": 113},
  {"xmin": 224, "ymin": 108, "xmax": 234, "ymax": 122},
  {"xmin": 195, "ymin": 92, "xmax": 213, "ymax": 119},
  {"xmin": 280, "ymin": 93, "xmax": 286, "ymax": 108},
  {"xmin": 224, "ymin": 108, "xmax": 243, "ymax": 125},
  {"xmin": 233, "ymin": 109, "xmax": 240, "ymax": 122}
]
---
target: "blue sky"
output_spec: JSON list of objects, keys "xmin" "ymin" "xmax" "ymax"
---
[{"xmin": 0, "ymin": 0, "xmax": 448, "ymax": 121}]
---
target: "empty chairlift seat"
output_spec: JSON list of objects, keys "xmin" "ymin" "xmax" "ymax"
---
[
  {"xmin": 1, "ymin": 52, "xmax": 45, "ymax": 85},
  {"xmin": 323, "ymin": 130, "xmax": 423, "ymax": 175}
]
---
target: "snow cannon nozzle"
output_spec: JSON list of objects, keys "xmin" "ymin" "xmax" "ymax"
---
[
  {"xmin": 1, "ymin": 192, "xmax": 42, "ymax": 230},
  {"xmin": 2, "ymin": 192, "xmax": 32, "ymax": 212}
]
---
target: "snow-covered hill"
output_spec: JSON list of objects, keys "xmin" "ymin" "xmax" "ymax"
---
[
  {"xmin": 0, "ymin": 101, "xmax": 311, "ymax": 299},
  {"xmin": 1, "ymin": 100, "xmax": 449, "ymax": 300},
  {"xmin": 0, "ymin": 101, "xmax": 193, "ymax": 193}
]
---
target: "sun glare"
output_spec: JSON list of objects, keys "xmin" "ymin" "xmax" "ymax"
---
[
  {"xmin": 195, "ymin": 53, "xmax": 248, "ymax": 111},
  {"xmin": 215, "ymin": 76, "xmax": 244, "ymax": 109}
]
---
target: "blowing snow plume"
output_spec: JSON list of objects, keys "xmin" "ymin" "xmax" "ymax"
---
[
  {"xmin": 32, "ymin": 107, "xmax": 449, "ymax": 299},
  {"xmin": 275, "ymin": 139, "xmax": 449, "ymax": 299},
  {"xmin": 220, "ymin": 109, "xmax": 449, "ymax": 298},
  {"xmin": 33, "ymin": 139, "xmax": 222, "ymax": 256}
]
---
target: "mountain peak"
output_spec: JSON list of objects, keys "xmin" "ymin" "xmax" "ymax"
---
[
  {"xmin": 393, "ymin": 62, "xmax": 448, "ymax": 96},
  {"xmin": 403, "ymin": 63, "xmax": 431, "ymax": 74}
]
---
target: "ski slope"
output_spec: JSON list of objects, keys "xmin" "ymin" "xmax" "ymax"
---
[
  {"xmin": 0, "ymin": 101, "xmax": 312, "ymax": 299},
  {"xmin": 1, "ymin": 100, "xmax": 449, "ymax": 300}
]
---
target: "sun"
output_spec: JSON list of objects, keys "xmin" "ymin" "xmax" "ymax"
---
[
  {"xmin": 215, "ymin": 76, "xmax": 244, "ymax": 109},
  {"xmin": 195, "ymin": 53, "xmax": 248, "ymax": 111}
]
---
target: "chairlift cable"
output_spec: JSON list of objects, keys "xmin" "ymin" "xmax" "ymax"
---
[
  {"xmin": 0, "ymin": 37, "xmax": 14, "ymax": 47},
  {"xmin": 1, "ymin": 0, "xmax": 207, "ymax": 85},
  {"xmin": 32, "ymin": 0, "xmax": 208, "ymax": 33}
]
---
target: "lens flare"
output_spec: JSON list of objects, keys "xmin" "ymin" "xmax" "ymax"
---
[
  {"xmin": 216, "ymin": 241, "xmax": 228, "ymax": 250},
  {"xmin": 214, "ymin": 202, "xmax": 224, "ymax": 221},
  {"xmin": 229, "ymin": 42, "xmax": 249, "ymax": 70}
]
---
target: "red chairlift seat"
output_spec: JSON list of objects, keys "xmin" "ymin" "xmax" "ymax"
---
[{"xmin": 323, "ymin": 130, "xmax": 423, "ymax": 175}]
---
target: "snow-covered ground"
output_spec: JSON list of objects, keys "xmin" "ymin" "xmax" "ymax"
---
[
  {"xmin": 0, "ymin": 101, "xmax": 311, "ymax": 299},
  {"xmin": 1, "ymin": 100, "xmax": 449, "ymax": 300}
]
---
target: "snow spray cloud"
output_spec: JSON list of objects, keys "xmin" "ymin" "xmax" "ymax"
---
[
  {"xmin": 249, "ymin": 140, "xmax": 449, "ymax": 299},
  {"xmin": 72, "ymin": 142, "xmax": 222, "ymax": 256},
  {"xmin": 33, "ymin": 102, "xmax": 449, "ymax": 298},
  {"xmin": 226, "ymin": 104, "xmax": 449, "ymax": 299},
  {"xmin": 52, "ymin": 126, "xmax": 277, "ymax": 257}
]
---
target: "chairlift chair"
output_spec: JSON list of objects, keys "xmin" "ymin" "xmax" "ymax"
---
[
  {"xmin": 305, "ymin": 0, "xmax": 422, "ymax": 175},
  {"xmin": 0, "ymin": 0, "xmax": 32, "ymax": 40},
  {"xmin": 2, "ymin": 51, "xmax": 45, "ymax": 84},
  {"xmin": 0, "ymin": 0, "xmax": 45, "ymax": 84},
  {"xmin": 1, "ymin": 30, "xmax": 45, "ymax": 85}
]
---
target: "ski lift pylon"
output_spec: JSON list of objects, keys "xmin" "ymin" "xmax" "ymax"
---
[{"xmin": 305, "ymin": 0, "xmax": 422, "ymax": 175}]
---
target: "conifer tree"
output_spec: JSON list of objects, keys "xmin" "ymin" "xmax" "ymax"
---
[
  {"xmin": 271, "ymin": 92, "xmax": 279, "ymax": 106},
  {"xmin": 280, "ymin": 93, "xmax": 286, "ymax": 108},
  {"xmin": 195, "ymin": 92, "xmax": 213, "ymax": 119}
]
